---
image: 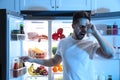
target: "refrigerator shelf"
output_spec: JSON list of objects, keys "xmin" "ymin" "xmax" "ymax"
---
[
  {"xmin": 25, "ymin": 39, "xmax": 48, "ymax": 43},
  {"xmin": 11, "ymin": 34, "xmax": 25, "ymax": 40},
  {"xmin": 10, "ymin": 67, "xmax": 27, "ymax": 78},
  {"xmin": 53, "ymin": 72, "xmax": 63, "ymax": 75},
  {"xmin": 25, "ymin": 75, "xmax": 48, "ymax": 80}
]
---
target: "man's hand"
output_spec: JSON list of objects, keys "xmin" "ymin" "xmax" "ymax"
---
[
  {"xmin": 87, "ymin": 24, "xmax": 98, "ymax": 35},
  {"xmin": 20, "ymin": 56, "xmax": 32, "ymax": 62}
]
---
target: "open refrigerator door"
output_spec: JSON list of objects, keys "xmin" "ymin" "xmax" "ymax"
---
[
  {"xmin": 8, "ymin": 13, "xmax": 26, "ymax": 80},
  {"xmin": 91, "ymin": 16, "xmax": 120, "ymax": 80}
]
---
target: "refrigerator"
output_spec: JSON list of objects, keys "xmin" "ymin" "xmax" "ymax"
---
[
  {"xmin": 91, "ymin": 12, "xmax": 120, "ymax": 80},
  {"xmin": 0, "ymin": 9, "xmax": 75, "ymax": 80},
  {"xmin": 0, "ymin": 9, "xmax": 120, "ymax": 80}
]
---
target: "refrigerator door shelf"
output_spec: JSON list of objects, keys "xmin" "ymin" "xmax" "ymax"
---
[
  {"xmin": 10, "ymin": 67, "xmax": 27, "ymax": 78},
  {"xmin": 11, "ymin": 34, "xmax": 25, "ymax": 40}
]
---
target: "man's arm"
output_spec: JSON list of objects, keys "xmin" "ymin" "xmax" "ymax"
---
[
  {"xmin": 96, "ymin": 47, "xmax": 114, "ymax": 59},
  {"xmin": 88, "ymin": 24, "xmax": 115, "ymax": 59},
  {"xmin": 21, "ymin": 54, "xmax": 62, "ymax": 67}
]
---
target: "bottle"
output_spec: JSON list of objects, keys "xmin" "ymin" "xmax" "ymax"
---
[
  {"xmin": 18, "ymin": 59, "xmax": 23, "ymax": 69},
  {"xmin": 13, "ymin": 59, "xmax": 19, "ymax": 77},
  {"xmin": 113, "ymin": 22, "xmax": 118, "ymax": 35},
  {"xmin": 106, "ymin": 25, "xmax": 112, "ymax": 35},
  {"xmin": 115, "ymin": 47, "xmax": 120, "ymax": 59},
  {"xmin": 13, "ymin": 59, "xmax": 19, "ymax": 69},
  {"xmin": 20, "ymin": 24, "xmax": 24, "ymax": 34},
  {"xmin": 99, "ymin": 72, "xmax": 106, "ymax": 80},
  {"xmin": 118, "ymin": 47, "xmax": 120, "ymax": 59},
  {"xmin": 23, "ymin": 62, "xmax": 25, "ymax": 67},
  {"xmin": 108, "ymin": 75, "xmax": 112, "ymax": 80}
]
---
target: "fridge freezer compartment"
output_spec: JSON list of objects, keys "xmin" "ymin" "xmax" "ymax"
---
[
  {"xmin": 11, "ymin": 67, "xmax": 27, "ymax": 78},
  {"xmin": 11, "ymin": 34, "xmax": 25, "ymax": 40}
]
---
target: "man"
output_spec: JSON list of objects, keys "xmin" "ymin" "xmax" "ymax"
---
[{"xmin": 21, "ymin": 11, "xmax": 114, "ymax": 80}]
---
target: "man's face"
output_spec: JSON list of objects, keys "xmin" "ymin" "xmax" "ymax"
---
[{"xmin": 74, "ymin": 18, "xmax": 90, "ymax": 40}]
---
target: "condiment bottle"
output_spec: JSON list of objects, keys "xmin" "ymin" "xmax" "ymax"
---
[
  {"xmin": 20, "ymin": 24, "xmax": 24, "ymax": 34},
  {"xmin": 13, "ymin": 59, "xmax": 19, "ymax": 69},
  {"xmin": 19, "ymin": 59, "xmax": 23, "ymax": 69},
  {"xmin": 106, "ymin": 25, "xmax": 112, "ymax": 35},
  {"xmin": 113, "ymin": 22, "xmax": 118, "ymax": 35},
  {"xmin": 13, "ymin": 59, "xmax": 19, "ymax": 77}
]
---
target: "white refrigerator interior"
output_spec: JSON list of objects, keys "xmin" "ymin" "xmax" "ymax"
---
[
  {"xmin": 23, "ymin": 20, "xmax": 73, "ymax": 80},
  {"xmin": 23, "ymin": 20, "xmax": 49, "ymax": 80},
  {"xmin": 51, "ymin": 20, "xmax": 73, "ymax": 80}
]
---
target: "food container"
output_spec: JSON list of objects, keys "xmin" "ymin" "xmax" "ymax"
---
[
  {"xmin": 10, "ymin": 58, "xmax": 27, "ymax": 78},
  {"xmin": 28, "ymin": 47, "xmax": 47, "ymax": 59},
  {"xmin": 12, "ymin": 67, "xmax": 27, "ymax": 78}
]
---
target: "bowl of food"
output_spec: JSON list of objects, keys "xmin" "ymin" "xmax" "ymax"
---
[{"xmin": 28, "ymin": 47, "xmax": 47, "ymax": 59}]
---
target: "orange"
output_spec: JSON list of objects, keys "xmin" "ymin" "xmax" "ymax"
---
[
  {"xmin": 57, "ymin": 64, "xmax": 61, "ymax": 67},
  {"xmin": 52, "ymin": 66, "xmax": 58, "ymax": 72},
  {"xmin": 58, "ymin": 67, "xmax": 63, "ymax": 72}
]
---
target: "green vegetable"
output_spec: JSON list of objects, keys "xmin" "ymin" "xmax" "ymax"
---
[
  {"xmin": 52, "ymin": 47, "xmax": 57, "ymax": 55},
  {"xmin": 69, "ymin": 32, "xmax": 73, "ymax": 36}
]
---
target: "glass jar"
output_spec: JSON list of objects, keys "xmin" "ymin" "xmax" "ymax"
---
[
  {"xmin": 106, "ymin": 25, "xmax": 112, "ymax": 35},
  {"xmin": 113, "ymin": 24, "xmax": 118, "ymax": 35}
]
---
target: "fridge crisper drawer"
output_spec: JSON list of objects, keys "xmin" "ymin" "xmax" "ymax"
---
[{"xmin": 11, "ymin": 67, "xmax": 27, "ymax": 78}]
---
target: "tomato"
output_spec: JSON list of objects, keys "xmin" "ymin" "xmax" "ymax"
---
[
  {"xmin": 52, "ymin": 32, "xmax": 58, "ymax": 40},
  {"xmin": 59, "ymin": 34, "xmax": 65, "ymax": 39},
  {"xmin": 57, "ymin": 28, "xmax": 63, "ymax": 35}
]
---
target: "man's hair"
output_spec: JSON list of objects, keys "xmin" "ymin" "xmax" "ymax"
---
[{"xmin": 72, "ymin": 11, "xmax": 91, "ymax": 24}]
